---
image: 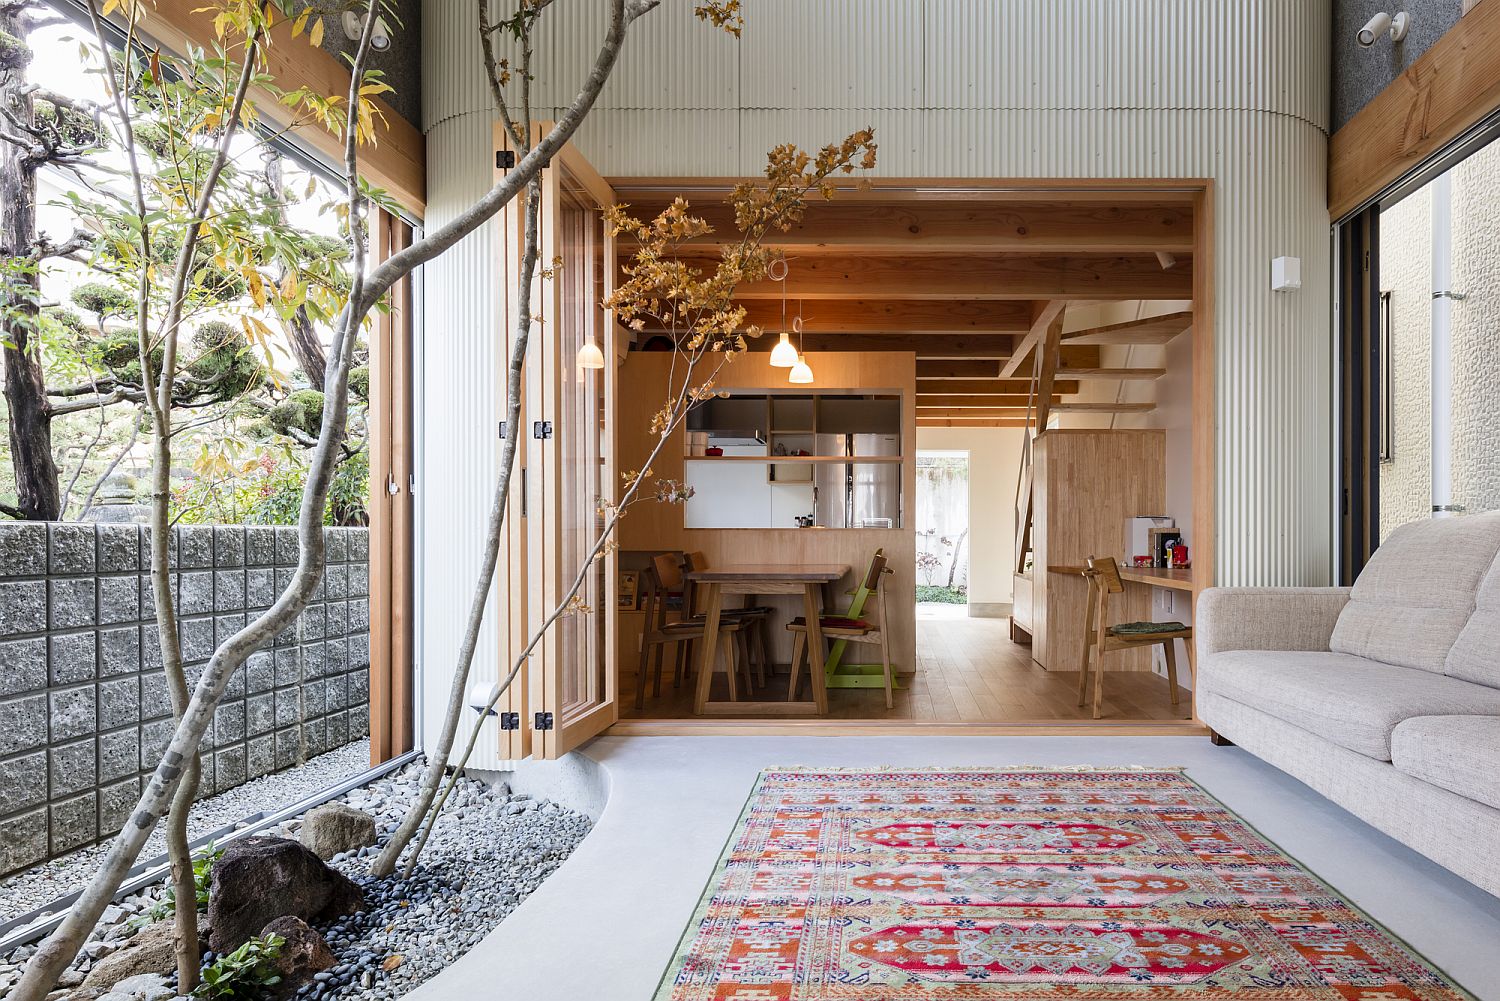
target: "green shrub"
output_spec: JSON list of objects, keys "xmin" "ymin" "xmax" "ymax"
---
[
  {"xmin": 131, "ymin": 843, "xmax": 223, "ymax": 927},
  {"xmin": 915, "ymin": 585, "xmax": 967, "ymax": 605},
  {"xmin": 71, "ymin": 282, "xmax": 135, "ymax": 319},
  {"xmin": 346, "ymin": 365, "xmax": 369, "ymax": 401},
  {"xmin": 193, "ymin": 934, "xmax": 284, "ymax": 1000}
]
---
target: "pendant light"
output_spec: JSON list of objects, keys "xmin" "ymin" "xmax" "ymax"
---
[
  {"xmin": 787, "ymin": 316, "xmax": 815, "ymax": 384},
  {"xmin": 577, "ymin": 334, "xmax": 605, "ymax": 369},
  {"xmin": 767, "ymin": 258, "xmax": 798, "ymax": 367}
]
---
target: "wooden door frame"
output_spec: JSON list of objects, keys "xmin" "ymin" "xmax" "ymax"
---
[
  {"xmin": 602, "ymin": 176, "xmax": 1219, "ymax": 737},
  {"xmin": 368, "ymin": 210, "xmax": 416, "ymax": 762},
  {"xmin": 533, "ymin": 135, "xmax": 621, "ymax": 758}
]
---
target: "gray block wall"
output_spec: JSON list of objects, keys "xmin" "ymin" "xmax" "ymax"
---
[{"xmin": 0, "ymin": 523, "xmax": 372, "ymax": 877}]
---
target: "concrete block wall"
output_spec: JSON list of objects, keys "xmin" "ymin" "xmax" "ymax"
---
[{"xmin": 0, "ymin": 523, "xmax": 372, "ymax": 877}]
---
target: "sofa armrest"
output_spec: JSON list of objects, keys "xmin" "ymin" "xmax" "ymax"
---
[{"xmin": 1195, "ymin": 586, "xmax": 1352, "ymax": 657}]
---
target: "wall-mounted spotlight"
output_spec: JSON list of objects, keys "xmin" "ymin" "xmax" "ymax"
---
[
  {"xmin": 342, "ymin": 10, "xmax": 392, "ymax": 52},
  {"xmin": 1358, "ymin": 11, "xmax": 1410, "ymax": 47}
]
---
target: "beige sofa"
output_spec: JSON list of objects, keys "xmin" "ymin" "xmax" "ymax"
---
[{"xmin": 1196, "ymin": 512, "xmax": 1500, "ymax": 898}]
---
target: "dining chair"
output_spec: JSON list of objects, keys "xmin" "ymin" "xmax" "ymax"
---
[
  {"xmin": 635, "ymin": 556, "xmax": 749, "ymax": 709},
  {"xmin": 1078, "ymin": 555, "xmax": 1194, "ymax": 720},
  {"xmin": 681, "ymin": 551, "xmax": 774, "ymax": 688},
  {"xmin": 786, "ymin": 549, "xmax": 895, "ymax": 708}
]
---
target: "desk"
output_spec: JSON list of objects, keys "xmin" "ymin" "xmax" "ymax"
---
[
  {"xmin": 684, "ymin": 564, "xmax": 850, "ymax": 716},
  {"xmin": 1050, "ymin": 565, "xmax": 1194, "ymax": 592}
]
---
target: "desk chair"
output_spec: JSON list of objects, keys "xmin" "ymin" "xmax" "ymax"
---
[{"xmin": 1079, "ymin": 555, "xmax": 1194, "ymax": 720}]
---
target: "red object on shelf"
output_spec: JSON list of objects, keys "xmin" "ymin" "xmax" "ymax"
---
[
  {"xmin": 705, "ymin": 446, "xmax": 724, "ymax": 456},
  {"xmin": 1171, "ymin": 543, "xmax": 1190, "ymax": 568}
]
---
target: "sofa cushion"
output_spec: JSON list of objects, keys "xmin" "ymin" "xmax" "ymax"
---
[
  {"xmin": 1391, "ymin": 715, "xmax": 1500, "ymax": 811},
  {"xmin": 1446, "ymin": 547, "xmax": 1500, "ymax": 688},
  {"xmin": 1330, "ymin": 512, "xmax": 1500, "ymax": 674},
  {"xmin": 1201, "ymin": 650, "xmax": 1500, "ymax": 761}
]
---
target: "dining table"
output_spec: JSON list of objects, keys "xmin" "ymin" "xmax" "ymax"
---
[{"xmin": 683, "ymin": 563, "xmax": 851, "ymax": 716}]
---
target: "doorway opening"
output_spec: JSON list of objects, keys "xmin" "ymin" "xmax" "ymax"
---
[{"xmin": 915, "ymin": 450, "xmax": 970, "ymax": 619}]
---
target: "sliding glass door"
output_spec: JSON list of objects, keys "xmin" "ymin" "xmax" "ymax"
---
[{"xmin": 1339, "ymin": 130, "xmax": 1500, "ymax": 578}]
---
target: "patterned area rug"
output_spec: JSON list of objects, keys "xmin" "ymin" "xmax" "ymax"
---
[{"xmin": 653, "ymin": 768, "xmax": 1474, "ymax": 999}]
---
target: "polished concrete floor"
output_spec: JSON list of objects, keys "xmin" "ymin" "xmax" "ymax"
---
[
  {"xmin": 406, "ymin": 736, "xmax": 1500, "ymax": 1001},
  {"xmin": 622, "ymin": 607, "xmax": 1193, "ymax": 722}
]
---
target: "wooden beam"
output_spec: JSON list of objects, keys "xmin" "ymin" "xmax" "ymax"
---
[
  {"xmin": 917, "ymin": 379, "xmax": 1078, "ymax": 396},
  {"xmin": 1000, "ymin": 300, "xmax": 1066, "ymax": 379},
  {"xmin": 1330, "ymin": 1, "xmax": 1500, "ymax": 219},
  {"xmin": 610, "ymin": 177, "xmax": 1206, "ymax": 205},
  {"xmin": 917, "ymin": 407, "xmax": 1033, "ymax": 419},
  {"xmin": 917, "ymin": 419, "xmax": 1030, "ymax": 428},
  {"xmin": 139, "ymin": 0, "xmax": 424, "ymax": 213},
  {"xmin": 1056, "ymin": 367, "xmax": 1166, "ymax": 380},
  {"xmin": 617, "ymin": 199, "xmax": 1195, "ymax": 254},
  {"xmin": 632, "ymin": 299, "xmax": 1033, "ymax": 334},
  {"xmin": 738, "ymin": 333, "xmax": 1017, "ymax": 356},
  {"xmin": 916, "ymin": 359, "xmax": 1000, "ymax": 379},
  {"xmin": 1051, "ymin": 402, "xmax": 1157, "ymax": 414},
  {"xmin": 917, "ymin": 396, "xmax": 1046, "ymax": 408},
  {"xmin": 702, "ymin": 254, "xmax": 1195, "ymax": 300},
  {"xmin": 1062, "ymin": 311, "xmax": 1192, "ymax": 345}
]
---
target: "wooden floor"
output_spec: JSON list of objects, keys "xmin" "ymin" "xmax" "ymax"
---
[{"xmin": 620, "ymin": 607, "xmax": 1193, "ymax": 723}]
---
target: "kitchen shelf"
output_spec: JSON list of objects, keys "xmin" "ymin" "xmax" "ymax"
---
[{"xmin": 684, "ymin": 454, "xmax": 904, "ymax": 463}]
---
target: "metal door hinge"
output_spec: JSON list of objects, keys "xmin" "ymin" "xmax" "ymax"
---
[
  {"xmin": 533, "ymin": 711, "xmax": 554, "ymax": 731},
  {"xmin": 498, "ymin": 711, "xmax": 520, "ymax": 731},
  {"xmin": 496, "ymin": 150, "xmax": 516, "ymax": 169},
  {"xmin": 533, "ymin": 420, "xmax": 553, "ymax": 440},
  {"xmin": 385, "ymin": 475, "xmax": 399, "ymax": 496},
  {"xmin": 498, "ymin": 421, "xmax": 507, "ymax": 439}
]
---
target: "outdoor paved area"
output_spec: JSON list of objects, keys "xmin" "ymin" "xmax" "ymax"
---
[{"xmin": 407, "ymin": 735, "xmax": 1500, "ymax": 1001}]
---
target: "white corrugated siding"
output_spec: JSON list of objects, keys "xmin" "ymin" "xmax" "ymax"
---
[
  {"xmin": 418, "ymin": 1, "xmax": 507, "ymax": 763},
  {"xmin": 418, "ymin": 0, "xmax": 1334, "ymax": 755}
]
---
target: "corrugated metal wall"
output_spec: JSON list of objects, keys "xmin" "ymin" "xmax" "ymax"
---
[{"xmin": 418, "ymin": 0, "xmax": 1334, "ymax": 756}]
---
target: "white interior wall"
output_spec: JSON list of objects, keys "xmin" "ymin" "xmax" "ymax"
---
[
  {"xmin": 914, "ymin": 427, "xmax": 1025, "ymax": 614},
  {"xmin": 418, "ymin": 0, "xmax": 1335, "ymax": 758}
]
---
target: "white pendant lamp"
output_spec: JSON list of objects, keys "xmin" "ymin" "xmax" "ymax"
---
[
  {"xmin": 576, "ymin": 335, "xmax": 605, "ymax": 369},
  {"xmin": 786, "ymin": 315, "xmax": 813, "ymax": 384},
  {"xmin": 767, "ymin": 258, "xmax": 798, "ymax": 367},
  {"xmin": 769, "ymin": 331, "xmax": 798, "ymax": 367},
  {"xmin": 788, "ymin": 355, "xmax": 815, "ymax": 384}
]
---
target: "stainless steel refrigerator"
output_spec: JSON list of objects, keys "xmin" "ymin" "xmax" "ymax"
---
[{"xmin": 813, "ymin": 433, "xmax": 902, "ymax": 528}]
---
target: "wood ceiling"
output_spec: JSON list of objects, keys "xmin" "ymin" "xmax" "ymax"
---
[{"xmin": 611, "ymin": 181, "xmax": 1196, "ymax": 429}]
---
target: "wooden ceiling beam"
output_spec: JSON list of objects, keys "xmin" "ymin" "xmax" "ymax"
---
[
  {"xmin": 1062, "ymin": 311, "xmax": 1192, "ymax": 345},
  {"xmin": 685, "ymin": 254, "xmax": 1194, "ymax": 300},
  {"xmin": 630, "ymin": 299, "xmax": 1033, "ymax": 334},
  {"xmin": 917, "ymin": 418, "xmax": 1031, "ymax": 429},
  {"xmin": 916, "ymin": 359, "xmax": 1000, "ymax": 379},
  {"xmin": 917, "ymin": 395, "xmax": 1054, "ymax": 408},
  {"xmin": 1056, "ymin": 367, "xmax": 1167, "ymax": 380},
  {"xmin": 917, "ymin": 408, "xmax": 1036, "ymax": 419},
  {"xmin": 738, "ymin": 333, "xmax": 1018, "ymax": 356},
  {"xmin": 615, "ymin": 200, "xmax": 1195, "ymax": 254},
  {"xmin": 917, "ymin": 379, "xmax": 1079, "ymax": 396},
  {"xmin": 1051, "ymin": 402, "xmax": 1157, "ymax": 414}
]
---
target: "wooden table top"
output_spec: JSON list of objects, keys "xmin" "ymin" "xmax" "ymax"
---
[
  {"xmin": 684, "ymin": 564, "xmax": 851, "ymax": 583},
  {"xmin": 1049, "ymin": 564, "xmax": 1195, "ymax": 592}
]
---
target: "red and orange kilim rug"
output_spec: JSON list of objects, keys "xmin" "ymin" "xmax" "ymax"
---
[{"xmin": 652, "ymin": 768, "xmax": 1474, "ymax": 1000}]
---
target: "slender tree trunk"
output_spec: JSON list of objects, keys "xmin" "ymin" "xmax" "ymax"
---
[
  {"xmin": 946, "ymin": 528, "xmax": 968, "ymax": 590},
  {"xmin": 0, "ymin": 6, "xmax": 60, "ymax": 521},
  {"xmin": 263, "ymin": 155, "xmax": 327, "ymax": 388}
]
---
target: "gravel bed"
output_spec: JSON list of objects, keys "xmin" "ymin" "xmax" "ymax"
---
[
  {"xmin": 292, "ymin": 765, "xmax": 590, "ymax": 1000},
  {"xmin": 0, "ymin": 740, "xmax": 372, "ymax": 926},
  {"xmin": 0, "ymin": 757, "xmax": 591, "ymax": 1001}
]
